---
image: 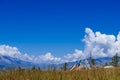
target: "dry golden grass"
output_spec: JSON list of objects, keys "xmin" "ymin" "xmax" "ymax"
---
[{"xmin": 0, "ymin": 67, "xmax": 120, "ymax": 80}]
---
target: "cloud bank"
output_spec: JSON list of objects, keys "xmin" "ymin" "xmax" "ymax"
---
[
  {"xmin": 0, "ymin": 28, "xmax": 120, "ymax": 63},
  {"xmin": 0, "ymin": 45, "xmax": 62, "ymax": 64}
]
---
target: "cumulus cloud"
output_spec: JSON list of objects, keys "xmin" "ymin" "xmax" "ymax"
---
[
  {"xmin": 34, "ymin": 53, "xmax": 62, "ymax": 64},
  {"xmin": 64, "ymin": 49, "xmax": 84, "ymax": 62},
  {"xmin": 63, "ymin": 27, "xmax": 120, "ymax": 61},
  {"xmin": 0, "ymin": 45, "xmax": 34, "ymax": 62},
  {"xmin": 0, "ymin": 45, "xmax": 21, "ymax": 57},
  {"xmin": 83, "ymin": 28, "xmax": 120, "ymax": 58},
  {"xmin": 0, "ymin": 45, "xmax": 62, "ymax": 64}
]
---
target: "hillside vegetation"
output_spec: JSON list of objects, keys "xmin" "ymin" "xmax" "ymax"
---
[{"xmin": 0, "ymin": 67, "xmax": 120, "ymax": 80}]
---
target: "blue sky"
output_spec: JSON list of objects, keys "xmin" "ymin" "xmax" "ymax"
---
[{"xmin": 0, "ymin": 0, "xmax": 120, "ymax": 57}]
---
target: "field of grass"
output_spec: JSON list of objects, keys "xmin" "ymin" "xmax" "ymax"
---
[{"xmin": 0, "ymin": 68, "xmax": 120, "ymax": 80}]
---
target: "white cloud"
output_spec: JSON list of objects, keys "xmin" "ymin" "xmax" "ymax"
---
[
  {"xmin": 0, "ymin": 45, "xmax": 61, "ymax": 63},
  {"xmin": 63, "ymin": 27, "xmax": 120, "ymax": 61},
  {"xmin": 0, "ymin": 45, "xmax": 33, "ymax": 62},
  {"xmin": 83, "ymin": 28, "xmax": 120, "ymax": 58},
  {"xmin": 64, "ymin": 49, "xmax": 84, "ymax": 62},
  {"xmin": 34, "ymin": 53, "xmax": 62, "ymax": 64},
  {"xmin": 0, "ymin": 45, "xmax": 62, "ymax": 64},
  {"xmin": 0, "ymin": 45, "xmax": 21, "ymax": 57}
]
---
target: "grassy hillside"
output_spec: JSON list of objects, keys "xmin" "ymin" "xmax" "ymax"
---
[{"xmin": 0, "ymin": 68, "xmax": 120, "ymax": 80}]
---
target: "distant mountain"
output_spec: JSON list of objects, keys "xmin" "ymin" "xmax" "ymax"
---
[
  {"xmin": 36, "ymin": 57, "xmax": 112, "ymax": 69},
  {"xmin": 0, "ymin": 54, "xmax": 112, "ymax": 69},
  {"xmin": 0, "ymin": 54, "xmax": 59, "ymax": 69},
  {"xmin": 0, "ymin": 55, "xmax": 34, "ymax": 68},
  {"xmin": 66, "ymin": 57, "xmax": 112, "ymax": 68},
  {"xmin": 95, "ymin": 57, "xmax": 111, "ymax": 65}
]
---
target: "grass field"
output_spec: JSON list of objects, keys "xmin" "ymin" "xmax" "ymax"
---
[{"xmin": 0, "ymin": 68, "xmax": 120, "ymax": 80}]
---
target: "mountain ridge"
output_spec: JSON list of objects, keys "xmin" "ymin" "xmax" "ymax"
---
[{"xmin": 0, "ymin": 53, "xmax": 112, "ymax": 69}]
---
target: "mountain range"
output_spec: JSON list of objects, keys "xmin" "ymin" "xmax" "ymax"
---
[
  {"xmin": 0, "ymin": 54, "xmax": 112, "ymax": 69},
  {"xmin": 0, "ymin": 55, "xmax": 33, "ymax": 68}
]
